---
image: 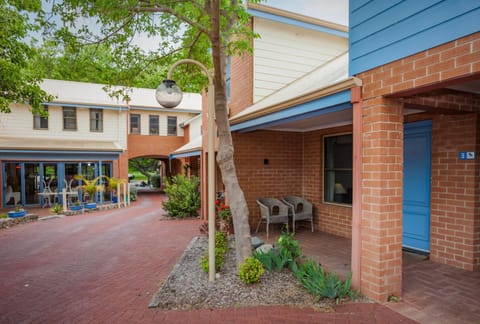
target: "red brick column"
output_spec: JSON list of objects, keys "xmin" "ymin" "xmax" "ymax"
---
[{"xmin": 360, "ymin": 97, "xmax": 404, "ymax": 301}]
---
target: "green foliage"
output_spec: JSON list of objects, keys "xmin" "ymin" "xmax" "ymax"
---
[
  {"xmin": 238, "ymin": 257, "xmax": 264, "ymax": 284},
  {"xmin": 51, "ymin": 203, "xmax": 62, "ymax": 214},
  {"xmin": 277, "ymin": 231, "xmax": 302, "ymax": 261},
  {"xmin": 128, "ymin": 158, "xmax": 159, "ymax": 183},
  {"xmin": 0, "ymin": 213, "xmax": 8, "ymax": 219},
  {"xmin": 0, "ymin": 0, "xmax": 53, "ymax": 114},
  {"xmin": 129, "ymin": 187, "xmax": 137, "ymax": 201},
  {"xmin": 163, "ymin": 175, "xmax": 200, "ymax": 218},
  {"xmin": 150, "ymin": 174, "xmax": 161, "ymax": 188},
  {"xmin": 254, "ymin": 232, "xmax": 303, "ymax": 272},
  {"xmin": 73, "ymin": 175, "xmax": 105, "ymax": 201},
  {"xmin": 294, "ymin": 259, "xmax": 358, "ymax": 302},
  {"xmin": 255, "ymin": 248, "xmax": 298, "ymax": 272},
  {"xmin": 200, "ymin": 231, "xmax": 228, "ymax": 273}
]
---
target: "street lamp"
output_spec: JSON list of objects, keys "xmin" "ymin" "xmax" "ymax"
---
[{"xmin": 155, "ymin": 59, "xmax": 216, "ymax": 282}]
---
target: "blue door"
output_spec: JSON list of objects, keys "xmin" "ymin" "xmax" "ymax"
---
[{"xmin": 403, "ymin": 120, "xmax": 432, "ymax": 252}]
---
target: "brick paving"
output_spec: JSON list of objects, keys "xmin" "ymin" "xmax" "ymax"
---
[{"xmin": 0, "ymin": 193, "xmax": 414, "ymax": 323}]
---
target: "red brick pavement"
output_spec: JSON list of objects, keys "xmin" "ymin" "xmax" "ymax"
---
[{"xmin": 0, "ymin": 193, "xmax": 415, "ymax": 323}]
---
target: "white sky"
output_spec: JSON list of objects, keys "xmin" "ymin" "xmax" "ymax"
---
[{"xmin": 264, "ymin": 0, "xmax": 349, "ymax": 26}]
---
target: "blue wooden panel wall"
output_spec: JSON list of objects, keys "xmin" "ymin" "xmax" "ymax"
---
[{"xmin": 349, "ymin": 0, "xmax": 480, "ymax": 75}]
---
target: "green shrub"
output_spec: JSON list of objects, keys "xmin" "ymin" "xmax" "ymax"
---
[
  {"xmin": 254, "ymin": 232, "xmax": 302, "ymax": 272},
  {"xmin": 129, "ymin": 187, "xmax": 138, "ymax": 201},
  {"xmin": 239, "ymin": 257, "xmax": 264, "ymax": 284},
  {"xmin": 162, "ymin": 175, "xmax": 200, "ymax": 218},
  {"xmin": 0, "ymin": 213, "xmax": 8, "ymax": 219},
  {"xmin": 150, "ymin": 174, "xmax": 161, "ymax": 188},
  {"xmin": 200, "ymin": 231, "xmax": 228, "ymax": 273},
  {"xmin": 51, "ymin": 203, "xmax": 62, "ymax": 214},
  {"xmin": 254, "ymin": 248, "xmax": 294, "ymax": 271},
  {"xmin": 294, "ymin": 258, "xmax": 357, "ymax": 302},
  {"xmin": 277, "ymin": 231, "xmax": 302, "ymax": 260}
]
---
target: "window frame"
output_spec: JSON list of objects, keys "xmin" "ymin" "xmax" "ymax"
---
[
  {"xmin": 33, "ymin": 106, "xmax": 49, "ymax": 130},
  {"xmin": 62, "ymin": 106, "xmax": 77, "ymax": 131},
  {"xmin": 89, "ymin": 108, "xmax": 103, "ymax": 132},
  {"xmin": 149, "ymin": 115, "xmax": 159, "ymax": 135},
  {"xmin": 323, "ymin": 132, "xmax": 353, "ymax": 205},
  {"xmin": 167, "ymin": 116, "xmax": 177, "ymax": 136},
  {"xmin": 130, "ymin": 114, "xmax": 141, "ymax": 134}
]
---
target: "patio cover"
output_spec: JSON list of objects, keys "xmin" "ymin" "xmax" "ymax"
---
[
  {"xmin": 230, "ymin": 52, "xmax": 362, "ymax": 132},
  {"xmin": 0, "ymin": 136, "xmax": 124, "ymax": 160},
  {"xmin": 169, "ymin": 136, "xmax": 202, "ymax": 159}
]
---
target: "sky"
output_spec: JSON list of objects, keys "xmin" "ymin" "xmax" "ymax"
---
[
  {"xmin": 133, "ymin": 0, "xmax": 349, "ymax": 52},
  {"xmin": 264, "ymin": 0, "xmax": 349, "ymax": 26}
]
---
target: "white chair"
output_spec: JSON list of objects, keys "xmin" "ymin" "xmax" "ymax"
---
[
  {"xmin": 282, "ymin": 196, "xmax": 314, "ymax": 233},
  {"xmin": 5, "ymin": 186, "xmax": 20, "ymax": 205},
  {"xmin": 256, "ymin": 198, "xmax": 289, "ymax": 238}
]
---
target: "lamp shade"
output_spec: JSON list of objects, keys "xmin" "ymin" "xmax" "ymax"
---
[
  {"xmin": 155, "ymin": 80, "xmax": 183, "ymax": 108},
  {"xmin": 334, "ymin": 182, "xmax": 347, "ymax": 194}
]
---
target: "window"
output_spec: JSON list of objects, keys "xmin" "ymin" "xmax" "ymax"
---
[
  {"xmin": 90, "ymin": 109, "xmax": 103, "ymax": 132},
  {"xmin": 149, "ymin": 115, "xmax": 159, "ymax": 135},
  {"xmin": 130, "ymin": 114, "xmax": 140, "ymax": 134},
  {"xmin": 324, "ymin": 134, "xmax": 352, "ymax": 204},
  {"xmin": 63, "ymin": 107, "xmax": 77, "ymax": 130},
  {"xmin": 167, "ymin": 116, "xmax": 177, "ymax": 136},
  {"xmin": 33, "ymin": 106, "xmax": 48, "ymax": 129}
]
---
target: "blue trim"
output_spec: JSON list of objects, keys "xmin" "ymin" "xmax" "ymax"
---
[
  {"xmin": 248, "ymin": 9, "xmax": 348, "ymax": 38},
  {"xmin": 0, "ymin": 150, "xmax": 121, "ymax": 160},
  {"xmin": 46, "ymin": 102, "xmax": 129, "ymax": 111},
  {"xmin": 231, "ymin": 90, "xmax": 351, "ymax": 132},
  {"xmin": 170, "ymin": 150, "xmax": 202, "ymax": 159},
  {"xmin": 130, "ymin": 106, "xmax": 201, "ymax": 114},
  {"xmin": 404, "ymin": 119, "xmax": 432, "ymax": 131}
]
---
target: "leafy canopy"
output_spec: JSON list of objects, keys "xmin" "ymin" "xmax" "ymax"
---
[{"xmin": 0, "ymin": 0, "xmax": 53, "ymax": 114}]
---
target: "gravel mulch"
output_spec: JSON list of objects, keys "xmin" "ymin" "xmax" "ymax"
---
[{"xmin": 149, "ymin": 235, "xmax": 360, "ymax": 311}]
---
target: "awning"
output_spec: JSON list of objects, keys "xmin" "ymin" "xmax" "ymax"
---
[
  {"xmin": 0, "ymin": 136, "xmax": 124, "ymax": 160},
  {"xmin": 169, "ymin": 137, "xmax": 202, "ymax": 159}
]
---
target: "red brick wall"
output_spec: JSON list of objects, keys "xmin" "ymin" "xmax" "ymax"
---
[
  {"xmin": 127, "ymin": 135, "xmax": 185, "ymax": 159},
  {"xmin": 359, "ymin": 32, "xmax": 480, "ymax": 99},
  {"xmin": 360, "ymin": 97, "xmax": 404, "ymax": 302},
  {"xmin": 233, "ymin": 127, "xmax": 354, "ymax": 238},
  {"xmin": 431, "ymin": 113, "xmax": 479, "ymax": 271},
  {"xmin": 228, "ymin": 20, "xmax": 254, "ymax": 118},
  {"xmin": 233, "ymin": 131, "xmax": 303, "ymax": 228},
  {"xmin": 355, "ymin": 32, "xmax": 480, "ymax": 300}
]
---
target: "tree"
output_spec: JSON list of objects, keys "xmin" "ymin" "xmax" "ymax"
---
[
  {"xmin": 0, "ymin": 0, "xmax": 53, "ymax": 114},
  {"xmin": 129, "ymin": 158, "xmax": 160, "ymax": 182},
  {"xmin": 47, "ymin": 0, "xmax": 259, "ymax": 265}
]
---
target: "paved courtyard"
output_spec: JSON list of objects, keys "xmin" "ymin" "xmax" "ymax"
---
[{"xmin": 0, "ymin": 193, "xmax": 414, "ymax": 323}]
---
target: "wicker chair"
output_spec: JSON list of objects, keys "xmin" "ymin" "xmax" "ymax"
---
[
  {"xmin": 256, "ymin": 198, "xmax": 290, "ymax": 238},
  {"xmin": 282, "ymin": 196, "xmax": 314, "ymax": 233}
]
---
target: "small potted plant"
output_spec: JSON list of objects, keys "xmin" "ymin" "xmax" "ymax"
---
[
  {"xmin": 107, "ymin": 177, "xmax": 126, "ymax": 203},
  {"xmin": 74, "ymin": 175, "xmax": 105, "ymax": 209},
  {"xmin": 70, "ymin": 201, "xmax": 83, "ymax": 211},
  {"xmin": 8, "ymin": 205, "xmax": 26, "ymax": 218}
]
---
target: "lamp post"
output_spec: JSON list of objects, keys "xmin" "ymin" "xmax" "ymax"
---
[{"xmin": 155, "ymin": 59, "xmax": 216, "ymax": 282}]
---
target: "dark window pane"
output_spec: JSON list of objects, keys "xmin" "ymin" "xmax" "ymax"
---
[
  {"xmin": 167, "ymin": 116, "xmax": 177, "ymax": 136},
  {"xmin": 324, "ymin": 134, "xmax": 352, "ymax": 204}
]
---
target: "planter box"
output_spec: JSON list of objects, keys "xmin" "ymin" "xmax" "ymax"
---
[
  {"xmin": 8, "ymin": 210, "xmax": 26, "ymax": 218},
  {"xmin": 70, "ymin": 205, "xmax": 83, "ymax": 211},
  {"xmin": 85, "ymin": 203, "xmax": 97, "ymax": 209}
]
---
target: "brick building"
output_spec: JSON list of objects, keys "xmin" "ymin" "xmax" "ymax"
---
[{"xmin": 222, "ymin": 2, "xmax": 479, "ymax": 302}]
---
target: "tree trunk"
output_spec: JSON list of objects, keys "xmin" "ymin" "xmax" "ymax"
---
[{"xmin": 209, "ymin": 0, "xmax": 252, "ymax": 266}]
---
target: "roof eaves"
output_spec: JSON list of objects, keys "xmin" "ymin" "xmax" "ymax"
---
[{"xmin": 230, "ymin": 77, "xmax": 362, "ymax": 125}]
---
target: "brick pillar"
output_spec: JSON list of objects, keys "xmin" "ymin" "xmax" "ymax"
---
[{"xmin": 361, "ymin": 97, "xmax": 404, "ymax": 301}]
